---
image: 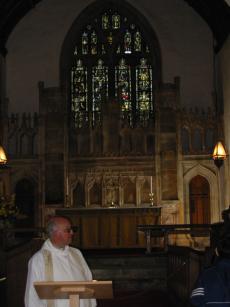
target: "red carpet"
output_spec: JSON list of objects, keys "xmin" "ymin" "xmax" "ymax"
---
[{"xmin": 97, "ymin": 289, "xmax": 177, "ymax": 307}]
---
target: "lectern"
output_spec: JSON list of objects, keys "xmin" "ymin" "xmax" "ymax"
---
[{"xmin": 34, "ymin": 280, "xmax": 113, "ymax": 307}]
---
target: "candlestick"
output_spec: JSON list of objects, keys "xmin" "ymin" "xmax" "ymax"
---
[
  {"xmin": 65, "ymin": 175, "xmax": 70, "ymax": 208},
  {"xmin": 149, "ymin": 192, "xmax": 154, "ymax": 207},
  {"xmin": 66, "ymin": 175, "xmax": 69, "ymax": 197}
]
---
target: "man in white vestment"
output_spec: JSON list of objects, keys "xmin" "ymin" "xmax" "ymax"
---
[{"xmin": 25, "ymin": 216, "xmax": 97, "ymax": 307}]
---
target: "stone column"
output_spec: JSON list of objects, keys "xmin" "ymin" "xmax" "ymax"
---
[{"xmin": 220, "ymin": 37, "xmax": 230, "ymax": 207}]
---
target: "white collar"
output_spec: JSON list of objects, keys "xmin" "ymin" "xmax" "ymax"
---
[{"xmin": 42, "ymin": 239, "xmax": 70, "ymax": 256}]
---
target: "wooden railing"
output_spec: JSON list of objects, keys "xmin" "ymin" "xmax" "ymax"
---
[
  {"xmin": 137, "ymin": 224, "xmax": 212, "ymax": 253},
  {"xmin": 0, "ymin": 223, "xmax": 219, "ymax": 307},
  {"xmin": 167, "ymin": 245, "xmax": 209, "ymax": 306},
  {"xmin": 137, "ymin": 223, "xmax": 216, "ymax": 305},
  {"xmin": 0, "ymin": 227, "xmax": 44, "ymax": 250},
  {"xmin": 0, "ymin": 226, "xmax": 78, "ymax": 250}
]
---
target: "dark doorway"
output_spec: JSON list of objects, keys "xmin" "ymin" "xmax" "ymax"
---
[{"xmin": 15, "ymin": 178, "xmax": 35, "ymax": 227}]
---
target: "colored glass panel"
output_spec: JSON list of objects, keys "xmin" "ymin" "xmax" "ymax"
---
[
  {"xmin": 134, "ymin": 30, "xmax": 142, "ymax": 52},
  {"xmin": 71, "ymin": 9, "xmax": 154, "ymax": 128},
  {"xmin": 82, "ymin": 32, "xmax": 88, "ymax": 54},
  {"xmin": 136, "ymin": 58, "xmax": 153, "ymax": 123},
  {"xmin": 92, "ymin": 59, "xmax": 108, "ymax": 123},
  {"xmin": 91, "ymin": 31, "xmax": 97, "ymax": 54},
  {"xmin": 71, "ymin": 59, "xmax": 88, "ymax": 127},
  {"xmin": 112, "ymin": 13, "xmax": 120, "ymax": 29},
  {"xmin": 124, "ymin": 30, "xmax": 132, "ymax": 54},
  {"xmin": 115, "ymin": 58, "xmax": 131, "ymax": 113},
  {"xmin": 102, "ymin": 13, "xmax": 110, "ymax": 29}
]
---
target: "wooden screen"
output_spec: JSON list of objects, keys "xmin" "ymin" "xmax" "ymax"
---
[{"xmin": 189, "ymin": 175, "xmax": 210, "ymax": 224}]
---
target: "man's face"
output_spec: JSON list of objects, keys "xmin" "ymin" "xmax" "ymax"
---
[{"xmin": 51, "ymin": 218, "xmax": 74, "ymax": 248}]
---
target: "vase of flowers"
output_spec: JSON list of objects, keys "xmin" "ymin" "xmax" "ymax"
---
[
  {"xmin": 0, "ymin": 194, "xmax": 19, "ymax": 246},
  {"xmin": 0, "ymin": 194, "xmax": 19, "ymax": 226}
]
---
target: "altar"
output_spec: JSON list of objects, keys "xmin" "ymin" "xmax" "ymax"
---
[{"xmin": 56, "ymin": 207, "xmax": 161, "ymax": 249}]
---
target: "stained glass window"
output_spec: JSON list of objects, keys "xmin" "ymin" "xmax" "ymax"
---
[
  {"xmin": 115, "ymin": 58, "xmax": 132, "ymax": 118},
  {"xmin": 71, "ymin": 59, "xmax": 88, "ymax": 127},
  {"xmin": 91, "ymin": 31, "xmax": 97, "ymax": 55},
  {"xmin": 102, "ymin": 13, "xmax": 110, "ymax": 30},
  {"xmin": 136, "ymin": 58, "xmax": 153, "ymax": 123},
  {"xmin": 82, "ymin": 32, "xmax": 88, "ymax": 55},
  {"xmin": 92, "ymin": 59, "xmax": 108, "ymax": 121},
  {"xmin": 71, "ymin": 8, "xmax": 154, "ymax": 127},
  {"xmin": 134, "ymin": 30, "xmax": 142, "ymax": 52},
  {"xmin": 124, "ymin": 30, "xmax": 132, "ymax": 54},
  {"xmin": 112, "ymin": 13, "xmax": 120, "ymax": 29}
]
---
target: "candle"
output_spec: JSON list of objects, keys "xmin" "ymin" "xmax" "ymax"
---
[
  {"xmin": 150, "ymin": 176, "xmax": 152, "ymax": 193},
  {"xmin": 66, "ymin": 175, "xmax": 69, "ymax": 196}
]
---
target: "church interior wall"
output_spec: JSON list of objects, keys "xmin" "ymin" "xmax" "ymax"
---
[
  {"xmin": 130, "ymin": 0, "xmax": 214, "ymax": 109},
  {"xmin": 5, "ymin": 0, "xmax": 214, "ymax": 114},
  {"xmin": 0, "ymin": 0, "xmax": 226, "ymax": 249},
  {"xmin": 1, "ymin": 5, "xmax": 230, "ymax": 306}
]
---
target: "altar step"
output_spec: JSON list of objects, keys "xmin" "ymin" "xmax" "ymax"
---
[
  {"xmin": 85, "ymin": 250, "xmax": 168, "ymax": 293},
  {"xmin": 97, "ymin": 289, "xmax": 178, "ymax": 307}
]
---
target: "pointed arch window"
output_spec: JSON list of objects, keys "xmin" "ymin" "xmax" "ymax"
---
[{"xmin": 71, "ymin": 8, "xmax": 155, "ymax": 128}]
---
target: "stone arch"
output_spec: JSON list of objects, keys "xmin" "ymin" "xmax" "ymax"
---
[
  {"xmin": 184, "ymin": 164, "xmax": 219, "ymax": 223},
  {"xmin": 73, "ymin": 181, "xmax": 85, "ymax": 208},
  {"xmin": 11, "ymin": 168, "xmax": 39, "ymax": 224},
  {"xmin": 59, "ymin": 0, "xmax": 162, "ymax": 88}
]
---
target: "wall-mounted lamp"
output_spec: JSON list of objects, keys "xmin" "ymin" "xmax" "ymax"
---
[
  {"xmin": 212, "ymin": 141, "xmax": 227, "ymax": 168},
  {"xmin": 0, "ymin": 145, "xmax": 7, "ymax": 165}
]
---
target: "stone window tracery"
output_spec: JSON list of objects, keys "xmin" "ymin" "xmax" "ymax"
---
[{"xmin": 70, "ymin": 8, "xmax": 154, "ymax": 128}]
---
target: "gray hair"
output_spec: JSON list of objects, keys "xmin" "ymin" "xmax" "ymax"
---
[
  {"xmin": 46, "ymin": 215, "xmax": 71, "ymax": 238},
  {"xmin": 46, "ymin": 217, "xmax": 59, "ymax": 238}
]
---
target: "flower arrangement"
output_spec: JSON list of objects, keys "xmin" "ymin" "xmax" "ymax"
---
[{"xmin": 0, "ymin": 194, "xmax": 19, "ymax": 227}]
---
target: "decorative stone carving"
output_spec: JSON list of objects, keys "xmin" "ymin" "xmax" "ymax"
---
[
  {"xmin": 5, "ymin": 78, "xmax": 221, "ymax": 240},
  {"xmin": 161, "ymin": 203, "xmax": 179, "ymax": 225}
]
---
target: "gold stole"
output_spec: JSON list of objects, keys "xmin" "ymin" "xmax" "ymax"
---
[
  {"xmin": 42, "ymin": 248, "xmax": 85, "ymax": 307},
  {"xmin": 42, "ymin": 249, "xmax": 54, "ymax": 307}
]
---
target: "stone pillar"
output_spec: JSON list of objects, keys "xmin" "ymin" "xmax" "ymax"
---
[{"xmin": 220, "ymin": 36, "xmax": 230, "ymax": 207}]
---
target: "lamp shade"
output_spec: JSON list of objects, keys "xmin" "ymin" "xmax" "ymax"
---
[
  {"xmin": 0, "ymin": 145, "xmax": 7, "ymax": 164},
  {"xmin": 212, "ymin": 141, "xmax": 227, "ymax": 167}
]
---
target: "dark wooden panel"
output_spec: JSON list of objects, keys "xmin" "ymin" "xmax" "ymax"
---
[{"xmin": 57, "ymin": 208, "xmax": 161, "ymax": 249}]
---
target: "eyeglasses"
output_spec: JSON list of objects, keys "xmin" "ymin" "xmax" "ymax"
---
[{"xmin": 60, "ymin": 228, "xmax": 73, "ymax": 233}]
